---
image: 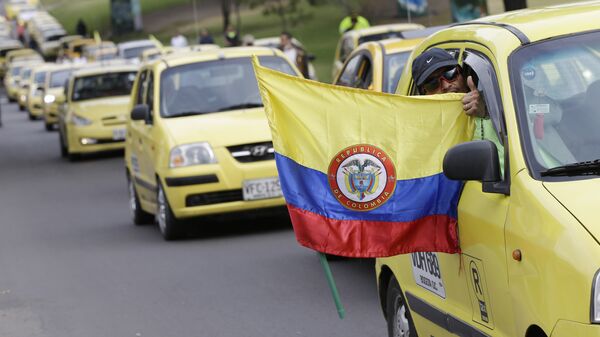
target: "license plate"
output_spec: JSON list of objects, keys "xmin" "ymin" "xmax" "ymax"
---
[
  {"xmin": 242, "ymin": 177, "xmax": 282, "ymax": 201},
  {"xmin": 112, "ymin": 128, "xmax": 126, "ymax": 140}
]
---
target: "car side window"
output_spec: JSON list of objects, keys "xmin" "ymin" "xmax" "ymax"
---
[
  {"xmin": 409, "ymin": 48, "xmax": 460, "ymax": 95},
  {"xmin": 462, "ymin": 49, "xmax": 508, "ymax": 185},
  {"xmin": 340, "ymin": 37, "xmax": 354, "ymax": 62},
  {"xmin": 337, "ymin": 55, "xmax": 362, "ymax": 87},
  {"xmin": 135, "ymin": 70, "xmax": 147, "ymax": 105},
  {"xmin": 462, "ymin": 50, "xmax": 505, "ymax": 145},
  {"xmin": 146, "ymin": 72, "xmax": 154, "ymax": 115}
]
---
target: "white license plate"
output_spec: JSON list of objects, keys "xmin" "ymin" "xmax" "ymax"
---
[
  {"xmin": 242, "ymin": 177, "xmax": 282, "ymax": 201},
  {"xmin": 112, "ymin": 128, "xmax": 126, "ymax": 140}
]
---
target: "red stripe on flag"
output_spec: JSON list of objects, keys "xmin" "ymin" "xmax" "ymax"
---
[{"xmin": 287, "ymin": 204, "xmax": 460, "ymax": 257}]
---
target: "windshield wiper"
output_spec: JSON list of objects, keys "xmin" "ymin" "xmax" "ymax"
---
[
  {"xmin": 167, "ymin": 111, "xmax": 209, "ymax": 118},
  {"xmin": 540, "ymin": 159, "xmax": 600, "ymax": 177},
  {"xmin": 218, "ymin": 103, "xmax": 263, "ymax": 111}
]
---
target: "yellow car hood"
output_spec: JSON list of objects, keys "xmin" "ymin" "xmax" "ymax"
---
[
  {"xmin": 72, "ymin": 96, "xmax": 130, "ymax": 122},
  {"xmin": 162, "ymin": 108, "xmax": 271, "ymax": 148},
  {"xmin": 544, "ymin": 179, "xmax": 600, "ymax": 241}
]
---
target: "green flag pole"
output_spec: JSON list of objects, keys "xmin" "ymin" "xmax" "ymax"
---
[{"xmin": 318, "ymin": 252, "xmax": 346, "ymax": 319}]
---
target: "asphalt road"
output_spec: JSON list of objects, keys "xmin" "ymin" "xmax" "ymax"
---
[{"xmin": 0, "ymin": 100, "xmax": 387, "ymax": 337}]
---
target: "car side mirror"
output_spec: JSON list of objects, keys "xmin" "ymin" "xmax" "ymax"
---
[
  {"xmin": 443, "ymin": 140, "xmax": 501, "ymax": 189},
  {"xmin": 131, "ymin": 104, "xmax": 151, "ymax": 124}
]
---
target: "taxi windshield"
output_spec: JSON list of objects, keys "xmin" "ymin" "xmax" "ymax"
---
[
  {"xmin": 72, "ymin": 71, "xmax": 136, "ymax": 102},
  {"xmin": 160, "ymin": 56, "xmax": 296, "ymax": 118},
  {"xmin": 384, "ymin": 50, "xmax": 411, "ymax": 93},
  {"xmin": 511, "ymin": 31, "xmax": 600, "ymax": 177},
  {"xmin": 34, "ymin": 71, "xmax": 46, "ymax": 85}
]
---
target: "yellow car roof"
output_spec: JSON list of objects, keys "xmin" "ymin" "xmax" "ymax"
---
[
  {"xmin": 377, "ymin": 37, "xmax": 424, "ymax": 55},
  {"xmin": 342, "ymin": 23, "xmax": 425, "ymax": 39},
  {"xmin": 467, "ymin": 1, "xmax": 600, "ymax": 44},
  {"xmin": 161, "ymin": 46, "xmax": 285, "ymax": 67},
  {"xmin": 73, "ymin": 63, "xmax": 139, "ymax": 77}
]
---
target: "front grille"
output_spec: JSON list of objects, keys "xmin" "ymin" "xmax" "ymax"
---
[
  {"xmin": 227, "ymin": 141, "xmax": 274, "ymax": 163},
  {"xmin": 186, "ymin": 189, "xmax": 243, "ymax": 207}
]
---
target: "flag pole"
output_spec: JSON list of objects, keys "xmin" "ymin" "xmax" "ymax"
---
[{"xmin": 318, "ymin": 252, "xmax": 345, "ymax": 319}]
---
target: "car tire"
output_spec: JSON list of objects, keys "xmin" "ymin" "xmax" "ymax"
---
[
  {"xmin": 128, "ymin": 175, "xmax": 153, "ymax": 225},
  {"xmin": 19, "ymin": 104, "xmax": 25, "ymax": 112},
  {"xmin": 59, "ymin": 130, "xmax": 68, "ymax": 158},
  {"xmin": 156, "ymin": 181, "xmax": 184, "ymax": 241},
  {"xmin": 386, "ymin": 275, "xmax": 417, "ymax": 337},
  {"xmin": 45, "ymin": 121, "xmax": 53, "ymax": 131},
  {"xmin": 28, "ymin": 111, "xmax": 35, "ymax": 120}
]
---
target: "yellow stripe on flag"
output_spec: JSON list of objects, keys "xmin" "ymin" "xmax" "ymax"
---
[{"xmin": 253, "ymin": 57, "xmax": 474, "ymax": 180}]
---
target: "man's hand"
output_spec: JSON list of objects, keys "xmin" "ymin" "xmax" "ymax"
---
[{"xmin": 462, "ymin": 76, "xmax": 487, "ymax": 118}]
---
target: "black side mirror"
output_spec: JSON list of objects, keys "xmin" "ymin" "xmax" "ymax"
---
[
  {"xmin": 131, "ymin": 104, "xmax": 150, "ymax": 124},
  {"xmin": 307, "ymin": 54, "xmax": 316, "ymax": 62},
  {"xmin": 443, "ymin": 140, "xmax": 501, "ymax": 189}
]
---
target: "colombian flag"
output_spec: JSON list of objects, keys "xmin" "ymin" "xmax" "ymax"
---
[{"xmin": 253, "ymin": 59, "xmax": 474, "ymax": 257}]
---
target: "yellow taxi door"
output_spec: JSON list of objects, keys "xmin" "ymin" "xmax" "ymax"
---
[
  {"xmin": 128, "ymin": 69, "xmax": 156, "ymax": 206},
  {"xmin": 395, "ymin": 44, "xmax": 516, "ymax": 337},
  {"xmin": 137, "ymin": 70, "xmax": 159, "ymax": 199}
]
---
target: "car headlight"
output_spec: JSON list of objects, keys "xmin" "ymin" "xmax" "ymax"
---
[
  {"xmin": 70, "ymin": 114, "xmax": 92, "ymax": 126},
  {"xmin": 44, "ymin": 94, "xmax": 55, "ymax": 103},
  {"xmin": 169, "ymin": 142, "xmax": 217, "ymax": 168},
  {"xmin": 592, "ymin": 269, "xmax": 600, "ymax": 323}
]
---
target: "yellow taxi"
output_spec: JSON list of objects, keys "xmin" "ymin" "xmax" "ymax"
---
[
  {"xmin": 82, "ymin": 41, "xmax": 117, "ymax": 62},
  {"xmin": 26, "ymin": 65, "xmax": 51, "ymax": 125},
  {"xmin": 0, "ymin": 40, "xmax": 24, "ymax": 78},
  {"xmin": 16, "ymin": 64, "xmax": 35, "ymax": 112},
  {"xmin": 331, "ymin": 23, "xmax": 424, "ymax": 80},
  {"xmin": 376, "ymin": 2, "xmax": 600, "ymax": 337},
  {"xmin": 42, "ymin": 64, "xmax": 77, "ymax": 129},
  {"xmin": 333, "ymin": 38, "xmax": 423, "ymax": 93},
  {"xmin": 58, "ymin": 64, "xmax": 138, "ymax": 160},
  {"xmin": 62, "ymin": 38, "xmax": 96, "ymax": 61},
  {"xmin": 125, "ymin": 47, "xmax": 300, "ymax": 240},
  {"xmin": 2, "ymin": 48, "xmax": 41, "ymax": 77},
  {"xmin": 4, "ymin": 60, "xmax": 41, "ymax": 102}
]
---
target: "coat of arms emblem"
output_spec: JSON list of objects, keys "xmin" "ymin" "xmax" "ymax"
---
[{"xmin": 328, "ymin": 144, "xmax": 396, "ymax": 211}]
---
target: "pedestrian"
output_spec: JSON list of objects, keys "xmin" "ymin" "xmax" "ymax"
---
[
  {"xmin": 338, "ymin": 11, "xmax": 370, "ymax": 35},
  {"xmin": 242, "ymin": 34, "xmax": 254, "ymax": 46},
  {"xmin": 279, "ymin": 31, "xmax": 309, "ymax": 78},
  {"xmin": 170, "ymin": 29, "xmax": 188, "ymax": 48},
  {"xmin": 223, "ymin": 24, "xmax": 240, "ymax": 47},
  {"xmin": 198, "ymin": 28, "xmax": 214, "ymax": 44},
  {"xmin": 76, "ymin": 18, "xmax": 87, "ymax": 37}
]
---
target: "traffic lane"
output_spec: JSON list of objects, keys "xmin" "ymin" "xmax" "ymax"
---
[{"xmin": 0, "ymin": 101, "xmax": 386, "ymax": 337}]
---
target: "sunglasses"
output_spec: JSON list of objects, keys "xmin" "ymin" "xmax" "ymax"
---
[{"xmin": 421, "ymin": 67, "xmax": 460, "ymax": 93}]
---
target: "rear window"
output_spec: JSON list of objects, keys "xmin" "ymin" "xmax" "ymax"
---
[
  {"xmin": 72, "ymin": 71, "xmax": 137, "ymax": 101},
  {"xmin": 50, "ymin": 69, "xmax": 71, "ymax": 88},
  {"xmin": 34, "ymin": 71, "xmax": 46, "ymax": 85},
  {"xmin": 160, "ymin": 56, "xmax": 296, "ymax": 118},
  {"xmin": 123, "ymin": 45, "xmax": 154, "ymax": 59}
]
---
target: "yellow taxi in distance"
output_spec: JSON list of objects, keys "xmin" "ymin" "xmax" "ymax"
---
[
  {"xmin": 376, "ymin": 2, "xmax": 600, "ymax": 337},
  {"xmin": 0, "ymin": 39, "xmax": 24, "ymax": 77},
  {"xmin": 26, "ymin": 65, "xmax": 51, "ymax": 124},
  {"xmin": 331, "ymin": 23, "xmax": 424, "ymax": 80},
  {"xmin": 58, "ymin": 64, "xmax": 138, "ymax": 160},
  {"xmin": 4, "ymin": 60, "xmax": 41, "ymax": 102},
  {"xmin": 2, "ymin": 48, "xmax": 41, "ymax": 77},
  {"xmin": 125, "ymin": 47, "xmax": 300, "ymax": 240},
  {"xmin": 61, "ymin": 38, "xmax": 96, "ymax": 61},
  {"xmin": 333, "ymin": 38, "xmax": 423, "ymax": 93},
  {"xmin": 16, "ymin": 64, "xmax": 35, "ymax": 112},
  {"xmin": 42, "ymin": 64, "xmax": 77, "ymax": 130}
]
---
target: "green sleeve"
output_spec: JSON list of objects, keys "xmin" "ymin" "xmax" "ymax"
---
[{"xmin": 473, "ymin": 117, "xmax": 505, "ymax": 175}]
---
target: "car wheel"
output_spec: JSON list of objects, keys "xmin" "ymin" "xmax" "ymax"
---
[
  {"xmin": 156, "ymin": 182, "xmax": 184, "ymax": 241},
  {"xmin": 59, "ymin": 130, "xmax": 68, "ymax": 157},
  {"xmin": 128, "ymin": 175, "xmax": 153, "ymax": 225},
  {"xmin": 45, "ymin": 121, "xmax": 53, "ymax": 131},
  {"xmin": 386, "ymin": 275, "xmax": 417, "ymax": 337},
  {"xmin": 19, "ymin": 104, "xmax": 25, "ymax": 112},
  {"xmin": 28, "ymin": 111, "xmax": 35, "ymax": 120}
]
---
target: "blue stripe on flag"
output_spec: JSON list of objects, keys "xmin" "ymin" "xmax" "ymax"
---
[{"xmin": 275, "ymin": 153, "xmax": 462, "ymax": 222}]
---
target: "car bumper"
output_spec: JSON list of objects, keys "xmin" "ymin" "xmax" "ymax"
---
[
  {"xmin": 551, "ymin": 320, "xmax": 600, "ymax": 336},
  {"xmin": 67, "ymin": 124, "xmax": 126, "ymax": 154},
  {"xmin": 28, "ymin": 99, "xmax": 44, "ymax": 118},
  {"xmin": 43, "ymin": 103, "xmax": 60, "ymax": 123},
  {"xmin": 160, "ymin": 157, "xmax": 285, "ymax": 218}
]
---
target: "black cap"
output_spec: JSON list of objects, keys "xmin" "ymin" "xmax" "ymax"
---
[{"xmin": 412, "ymin": 48, "xmax": 458, "ymax": 86}]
